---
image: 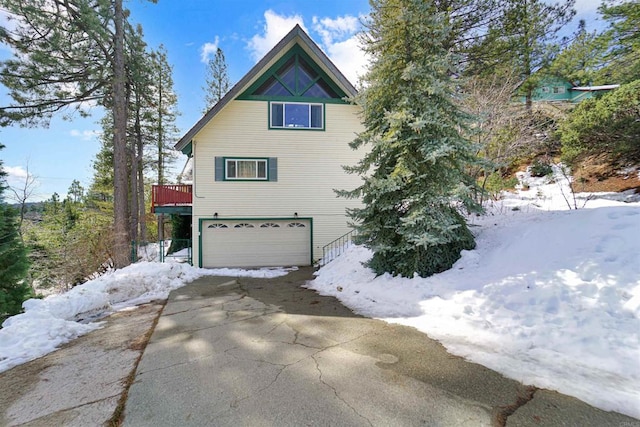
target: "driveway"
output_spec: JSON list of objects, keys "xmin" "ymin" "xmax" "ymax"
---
[{"xmin": 122, "ymin": 268, "xmax": 638, "ymax": 427}]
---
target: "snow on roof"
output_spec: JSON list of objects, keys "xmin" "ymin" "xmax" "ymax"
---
[{"xmin": 572, "ymin": 84, "xmax": 620, "ymax": 91}]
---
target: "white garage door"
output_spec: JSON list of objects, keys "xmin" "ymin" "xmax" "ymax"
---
[{"xmin": 201, "ymin": 219, "xmax": 311, "ymax": 268}]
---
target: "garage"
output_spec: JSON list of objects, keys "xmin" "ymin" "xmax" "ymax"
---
[{"xmin": 201, "ymin": 218, "xmax": 312, "ymax": 268}]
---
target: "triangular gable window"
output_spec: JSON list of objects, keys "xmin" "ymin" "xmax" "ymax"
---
[{"xmin": 239, "ymin": 45, "xmax": 346, "ymax": 102}]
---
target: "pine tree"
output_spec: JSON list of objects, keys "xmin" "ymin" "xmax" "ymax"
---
[
  {"xmin": 548, "ymin": 20, "xmax": 609, "ymax": 86},
  {"xmin": 0, "ymin": 144, "xmax": 31, "ymax": 321},
  {"xmin": 341, "ymin": 0, "xmax": 481, "ymax": 278},
  {"xmin": 203, "ymin": 48, "xmax": 230, "ymax": 113},
  {"xmin": 466, "ymin": 0, "xmax": 575, "ymax": 109},
  {"xmin": 598, "ymin": 0, "xmax": 640, "ymax": 84},
  {"xmin": 0, "ymin": 0, "xmax": 156, "ymax": 269},
  {"xmin": 149, "ymin": 45, "xmax": 180, "ymax": 186}
]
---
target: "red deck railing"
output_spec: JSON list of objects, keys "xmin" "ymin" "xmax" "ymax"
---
[{"xmin": 151, "ymin": 184, "xmax": 192, "ymax": 212}]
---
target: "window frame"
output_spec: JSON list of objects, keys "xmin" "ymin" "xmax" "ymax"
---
[
  {"xmin": 269, "ymin": 101, "xmax": 324, "ymax": 131},
  {"xmin": 224, "ymin": 157, "xmax": 269, "ymax": 181}
]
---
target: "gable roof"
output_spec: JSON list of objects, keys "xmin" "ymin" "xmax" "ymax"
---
[{"xmin": 174, "ymin": 25, "xmax": 358, "ymax": 153}]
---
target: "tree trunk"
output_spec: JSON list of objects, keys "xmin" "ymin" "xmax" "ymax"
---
[
  {"xmin": 157, "ymin": 64, "xmax": 164, "ymax": 185},
  {"xmin": 130, "ymin": 145, "xmax": 139, "ymax": 250},
  {"xmin": 130, "ymin": 89, "xmax": 142, "ymax": 250},
  {"xmin": 135, "ymin": 88, "xmax": 147, "ymax": 244},
  {"xmin": 112, "ymin": 0, "xmax": 130, "ymax": 268},
  {"xmin": 137, "ymin": 135, "xmax": 147, "ymax": 244}
]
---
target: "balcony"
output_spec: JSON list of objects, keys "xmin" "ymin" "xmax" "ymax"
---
[{"xmin": 151, "ymin": 184, "xmax": 192, "ymax": 214}]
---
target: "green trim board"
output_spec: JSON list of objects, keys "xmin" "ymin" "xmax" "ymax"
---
[
  {"xmin": 153, "ymin": 206, "xmax": 192, "ymax": 215},
  {"xmin": 181, "ymin": 141, "xmax": 193, "ymax": 157},
  {"xmin": 198, "ymin": 216, "xmax": 314, "ymax": 268}
]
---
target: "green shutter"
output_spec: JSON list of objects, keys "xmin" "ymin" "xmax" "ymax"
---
[
  {"xmin": 269, "ymin": 158, "xmax": 278, "ymax": 181},
  {"xmin": 215, "ymin": 157, "xmax": 223, "ymax": 181}
]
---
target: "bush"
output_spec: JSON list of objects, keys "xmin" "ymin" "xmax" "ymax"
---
[
  {"xmin": 530, "ymin": 160, "xmax": 553, "ymax": 177},
  {"xmin": 167, "ymin": 214, "xmax": 191, "ymax": 255},
  {"xmin": 559, "ymin": 80, "xmax": 640, "ymax": 164},
  {"xmin": 482, "ymin": 172, "xmax": 519, "ymax": 199}
]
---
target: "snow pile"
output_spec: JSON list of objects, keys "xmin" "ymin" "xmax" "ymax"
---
[
  {"xmin": 0, "ymin": 262, "xmax": 292, "ymax": 373},
  {"xmin": 309, "ymin": 166, "xmax": 640, "ymax": 419}
]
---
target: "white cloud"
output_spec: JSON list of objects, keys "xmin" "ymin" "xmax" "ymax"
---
[
  {"xmin": 200, "ymin": 36, "xmax": 220, "ymax": 63},
  {"xmin": 0, "ymin": 9, "xmax": 20, "ymax": 53},
  {"xmin": 312, "ymin": 15, "xmax": 369, "ymax": 87},
  {"xmin": 312, "ymin": 15, "xmax": 359, "ymax": 46},
  {"xmin": 3, "ymin": 165, "xmax": 40, "ymax": 198},
  {"xmin": 246, "ymin": 10, "xmax": 368, "ymax": 87},
  {"xmin": 574, "ymin": 0, "xmax": 601, "ymax": 14},
  {"xmin": 324, "ymin": 36, "xmax": 369, "ymax": 87},
  {"xmin": 70, "ymin": 129, "xmax": 99, "ymax": 141},
  {"xmin": 247, "ymin": 10, "xmax": 307, "ymax": 62},
  {"xmin": 4, "ymin": 165, "xmax": 28, "ymax": 179}
]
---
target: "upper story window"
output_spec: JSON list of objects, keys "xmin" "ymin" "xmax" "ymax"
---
[
  {"xmin": 270, "ymin": 102, "xmax": 323, "ymax": 129},
  {"xmin": 225, "ymin": 158, "xmax": 267, "ymax": 180},
  {"xmin": 553, "ymin": 86, "xmax": 566, "ymax": 94}
]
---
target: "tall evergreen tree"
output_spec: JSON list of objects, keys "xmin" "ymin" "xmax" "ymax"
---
[
  {"xmin": 341, "ymin": 0, "xmax": 481, "ymax": 278},
  {"xmin": 598, "ymin": 0, "xmax": 640, "ymax": 84},
  {"xmin": 433, "ymin": 0, "xmax": 502, "ymax": 57},
  {"xmin": 0, "ymin": 144, "xmax": 31, "ymax": 321},
  {"xmin": 466, "ymin": 0, "xmax": 575, "ymax": 108},
  {"xmin": 150, "ymin": 45, "xmax": 180, "ymax": 186},
  {"xmin": 202, "ymin": 47, "xmax": 230, "ymax": 113},
  {"xmin": 125, "ymin": 24, "xmax": 153, "ymax": 247},
  {"xmin": 0, "ymin": 0, "xmax": 156, "ymax": 269},
  {"xmin": 548, "ymin": 20, "xmax": 609, "ymax": 86}
]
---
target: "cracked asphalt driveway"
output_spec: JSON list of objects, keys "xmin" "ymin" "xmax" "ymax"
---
[{"xmin": 122, "ymin": 268, "xmax": 639, "ymax": 427}]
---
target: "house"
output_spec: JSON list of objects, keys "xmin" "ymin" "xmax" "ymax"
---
[
  {"xmin": 526, "ymin": 75, "xmax": 619, "ymax": 104},
  {"xmin": 152, "ymin": 25, "xmax": 364, "ymax": 268}
]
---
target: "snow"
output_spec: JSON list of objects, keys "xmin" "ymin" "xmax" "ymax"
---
[
  {"xmin": 0, "ymin": 262, "xmax": 293, "ymax": 373},
  {"xmin": 1, "ymin": 163, "xmax": 639, "ymax": 419},
  {"xmin": 308, "ymin": 164, "xmax": 640, "ymax": 419}
]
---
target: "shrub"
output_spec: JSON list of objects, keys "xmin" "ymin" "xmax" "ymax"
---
[
  {"xmin": 482, "ymin": 172, "xmax": 519, "ymax": 199},
  {"xmin": 530, "ymin": 160, "xmax": 553, "ymax": 177},
  {"xmin": 559, "ymin": 80, "xmax": 640, "ymax": 164}
]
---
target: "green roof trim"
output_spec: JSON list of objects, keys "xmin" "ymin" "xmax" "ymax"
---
[
  {"xmin": 181, "ymin": 141, "xmax": 192, "ymax": 157},
  {"xmin": 237, "ymin": 44, "xmax": 348, "ymax": 102}
]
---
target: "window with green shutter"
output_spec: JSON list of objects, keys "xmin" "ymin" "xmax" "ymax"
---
[{"xmin": 215, "ymin": 157, "xmax": 278, "ymax": 182}]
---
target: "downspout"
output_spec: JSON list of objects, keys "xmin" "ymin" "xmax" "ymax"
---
[
  {"xmin": 191, "ymin": 139, "xmax": 203, "ymax": 268},
  {"xmin": 192, "ymin": 139, "xmax": 204, "ymax": 199}
]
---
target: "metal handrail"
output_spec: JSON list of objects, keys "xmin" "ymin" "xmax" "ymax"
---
[
  {"xmin": 160, "ymin": 239, "xmax": 192, "ymax": 265},
  {"xmin": 321, "ymin": 229, "xmax": 357, "ymax": 266}
]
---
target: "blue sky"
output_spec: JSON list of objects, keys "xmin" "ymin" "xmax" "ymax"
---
[{"xmin": 0, "ymin": 0, "xmax": 602, "ymax": 202}]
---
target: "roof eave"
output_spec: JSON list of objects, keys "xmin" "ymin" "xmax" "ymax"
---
[{"xmin": 174, "ymin": 24, "xmax": 357, "ymax": 152}]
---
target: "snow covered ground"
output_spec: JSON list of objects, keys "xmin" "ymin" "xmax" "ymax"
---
[
  {"xmin": 1, "ymin": 164, "xmax": 638, "ymax": 419},
  {"xmin": 308, "ymin": 165, "xmax": 640, "ymax": 419}
]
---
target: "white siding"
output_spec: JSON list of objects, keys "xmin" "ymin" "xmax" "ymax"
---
[{"xmin": 191, "ymin": 100, "xmax": 364, "ymax": 267}]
